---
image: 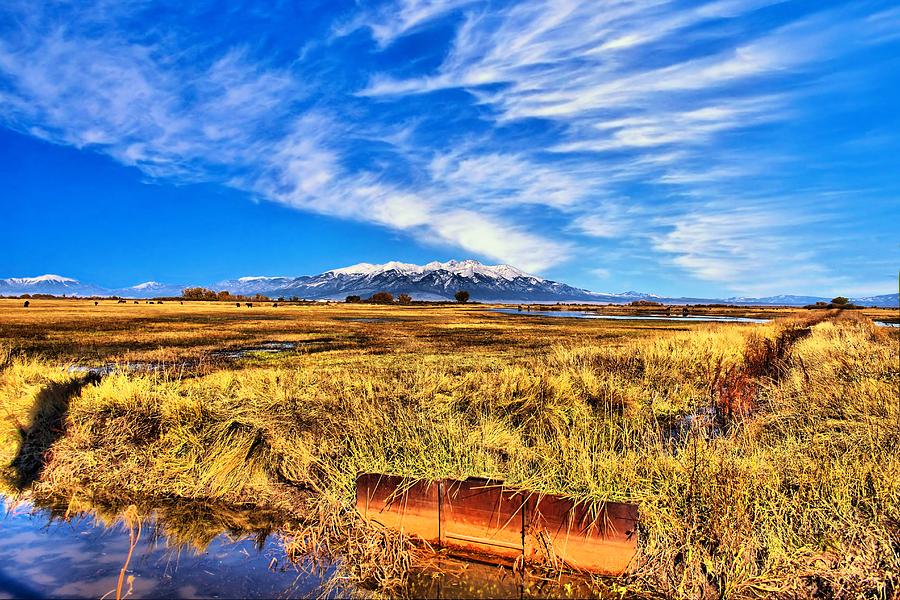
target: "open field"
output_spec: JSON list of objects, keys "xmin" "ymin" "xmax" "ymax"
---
[
  {"xmin": 1, "ymin": 299, "xmax": 898, "ymax": 597},
  {"xmin": 0, "ymin": 298, "xmax": 782, "ymax": 366}
]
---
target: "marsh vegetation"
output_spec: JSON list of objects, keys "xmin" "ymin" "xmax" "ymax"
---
[{"xmin": 0, "ymin": 299, "xmax": 898, "ymax": 598}]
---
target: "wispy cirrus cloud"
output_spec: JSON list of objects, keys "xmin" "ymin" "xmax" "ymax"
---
[
  {"xmin": 357, "ymin": 0, "xmax": 899, "ymax": 292},
  {"xmin": 0, "ymin": 2, "xmax": 569, "ymax": 271},
  {"xmin": 0, "ymin": 0, "xmax": 898, "ymax": 293}
]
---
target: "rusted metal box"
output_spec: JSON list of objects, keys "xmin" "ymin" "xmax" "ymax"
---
[
  {"xmin": 355, "ymin": 473, "xmax": 638, "ymax": 575},
  {"xmin": 525, "ymin": 494, "xmax": 638, "ymax": 573},
  {"xmin": 355, "ymin": 473, "xmax": 441, "ymax": 543},
  {"xmin": 439, "ymin": 477, "xmax": 525, "ymax": 561}
]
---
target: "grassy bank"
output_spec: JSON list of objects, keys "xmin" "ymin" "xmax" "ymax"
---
[{"xmin": 1, "ymin": 307, "xmax": 898, "ymax": 597}]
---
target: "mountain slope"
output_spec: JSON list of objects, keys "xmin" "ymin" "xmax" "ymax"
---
[
  {"xmin": 0, "ymin": 275, "xmax": 105, "ymax": 296},
  {"xmin": 2, "ymin": 263, "xmax": 898, "ymax": 306},
  {"xmin": 219, "ymin": 260, "xmax": 599, "ymax": 302}
]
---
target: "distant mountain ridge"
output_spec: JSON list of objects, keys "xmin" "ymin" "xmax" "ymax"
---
[
  {"xmin": 2, "ymin": 260, "xmax": 898, "ymax": 307},
  {"xmin": 216, "ymin": 259, "xmax": 593, "ymax": 302}
]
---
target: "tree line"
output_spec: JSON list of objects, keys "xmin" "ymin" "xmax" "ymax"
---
[
  {"xmin": 181, "ymin": 287, "xmax": 271, "ymax": 302},
  {"xmin": 346, "ymin": 290, "xmax": 470, "ymax": 304}
]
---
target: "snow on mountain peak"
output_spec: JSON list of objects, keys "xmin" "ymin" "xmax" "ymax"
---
[
  {"xmin": 237, "ymin": 276, "xmax": 290, "ymax": 282},
  {"xmin": 327, "ymin": 261, "xmax": 423, "ymax": 276},
  {"xmin": 6, "ymin": 274, "xmax": 79, "ymax": 285},
  {"xmin": 326, "ymin": 260, "xmax": 542, "ymax": 281}
]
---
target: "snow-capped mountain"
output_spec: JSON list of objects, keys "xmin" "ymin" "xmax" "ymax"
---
[
  {"xmin": 213, "ymin": 276, "xmax": 297, "ymax": 296},
  {"xmin": 1, "ymin": 263, "xmax": 898, "ymax": 306},
  {"xmin": 327, "ymin": 260, "xmax": 539, "ymax": 282},
  {"xmin": 123, "ymin": 281, "xmax": 185, "ymax": 297},
  {"xmin": 0, "ymin": 274, "xmax": 105, "ymax": 296},
  {"xmin": 0, "ymin": 275, "xmax": 178, "ymax": 297},
  {"xmin": 218, "ymin": 260, "xmax": 589, "ymax": 301}
]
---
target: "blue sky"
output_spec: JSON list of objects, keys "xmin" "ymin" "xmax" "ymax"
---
[{"xmin": 1, "ymin": 0, "xmax": 898, "ymax": 297}]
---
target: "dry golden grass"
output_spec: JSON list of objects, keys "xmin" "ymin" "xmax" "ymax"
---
[{"xmin": 0, "ymin": 300, "xmax": 898, "ymax": 598}]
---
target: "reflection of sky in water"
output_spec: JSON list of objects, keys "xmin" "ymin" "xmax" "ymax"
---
[
  {"xmin": 0, "ymin": 499, "xmax": 597, "ymax": 599},
  {"xmin": 493, "ymin": 308, "xmax": 770, "ymax": 323},
  {"xmin": 0, "ymin": 501, "xmax": 332, "ymax": 599}
]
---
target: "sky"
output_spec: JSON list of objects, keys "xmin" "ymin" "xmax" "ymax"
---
[{"xmin": 0, "ymin": 0, "xmax": 898, "ymax": 297}]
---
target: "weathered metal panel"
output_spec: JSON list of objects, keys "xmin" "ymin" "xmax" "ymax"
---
[
  {"xmin": 439, "ymin": 477, "xmax": 525, "ymax": 561},
  {"xmin": 355, "ymin": 473, "xmax": 440, "ymax": 542},
  {"xmin": 525, "ymin": 494, "xmax": 638, "ymax": 575},
  {"xmin": 354, "ymin": 474, "xmax": 639, "ymax": 575}
]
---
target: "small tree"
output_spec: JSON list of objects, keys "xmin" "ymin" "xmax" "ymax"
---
[
  {"xmin": 397, "ymin": 293, "xmax": 412, "ymax": 305},
  {"xmin": 345, "ymin": 295, "xmax": 361, "ymax": 303},
  {"xmin": 831, "ymin": 296, "xmax": 849, "ymax": 306},
  {"xmin": 182, "ymin": 287, "xmax": 215, "ymax": 300},
  {"xmin": 217, "ymin": 290, "xmax": 232, "ymax": 301},
  {"xmin": 455, "ymin": 290, "xmax": 470, "ymax": 303},
  {"xmin": 370, "ymin": 291, "xmax": 394, "ymax": 304}
]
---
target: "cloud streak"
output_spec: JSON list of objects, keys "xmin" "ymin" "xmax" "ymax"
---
[{"xmin": 0, "ymin": 0, "xmax": 898, "ymax": 293}]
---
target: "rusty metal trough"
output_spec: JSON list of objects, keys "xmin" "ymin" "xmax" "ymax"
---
[{"xmin": 356, "ymin": 473, "xmax": 638, "ymax": 575}]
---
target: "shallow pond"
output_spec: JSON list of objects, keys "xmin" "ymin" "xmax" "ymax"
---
[
  {"xmin": 492, "ymin": 308, "xmax": 770, "ymax": 323},
  {"xmin": 0, "ymin": 499, "xmax": 331, "ymax": 599},
  {"xmin": 211, "ymin": 341, "xmax": 298, "ymax": 360},
  {"xmin": 0, "ymin": 497, "xmax": 594, "ymax": 599}
]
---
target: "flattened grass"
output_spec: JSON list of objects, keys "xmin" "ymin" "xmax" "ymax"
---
[{"xmin": 0, "ymin": 303, "xmax": 898, "ymax": 597}]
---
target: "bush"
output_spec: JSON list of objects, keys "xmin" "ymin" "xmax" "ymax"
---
[
  {"xmin": 369, "ymin": 292, "xmax": 394, "ymax": 304},
  {"xmin": 455, "ymin": 290, "xmax": 470, "ymax": 303},
  {"xmin": 831, "ymin": 296, "xmax": 849, "ymax": 305},
  {"xmin": 345, "ymin": 295, "xmax": 361, "ymax": 303},
  {"xmin": 182, "ymin": 287, "xmax": 217, "ymax": 301}
]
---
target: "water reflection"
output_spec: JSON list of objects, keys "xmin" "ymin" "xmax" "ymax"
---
[
  {"xmin": 406, "ymin": 559, "xmax": 599, "ymax": 599},
  {"xmin": 0, "ymin": 495, "xmax": 612, "ymax": 599},
  {"xmin": 0, "ymin": 496, "xmax": 332, "ymax": 599},
  {"xmin": 493, "ymin": 308, "xmax": 769, "ymax": 323}
]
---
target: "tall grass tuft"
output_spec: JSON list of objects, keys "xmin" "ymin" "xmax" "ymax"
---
[{"xmin": 0, "ymin": 314, "xmax": 897, "ymax": 596}]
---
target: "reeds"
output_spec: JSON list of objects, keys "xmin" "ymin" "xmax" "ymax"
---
[{"xmin": 0, "ymin": 313, "xmax": 898, "ymax": 597}]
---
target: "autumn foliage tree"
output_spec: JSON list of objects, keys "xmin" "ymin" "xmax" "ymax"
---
[
  {"xmin": 182, "ymin": 288, "xmax": 269, "ymax": 302},
  {"xmin": 397, "ymin": 293, "xmax": 412, "ymax": 305},
  {"xmin": 182, "ymin": 287, "xmax": 217, "ymax": 300},
  {"xmin": 369, "ymin": 291, "xmax": 394, "ymax": 304}
]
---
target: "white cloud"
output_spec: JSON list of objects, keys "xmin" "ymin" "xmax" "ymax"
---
[
  {"xmin": 651, "ymin": 204, "xmax": 832, "ymax": 294},
  {"xmin": 429, "ymin": 210, "xmax": 570, "ymax": 272},
  {"xmin": 0, "ymin": 3, "xmax": 572, "ymax": 271},
  {"xmin": 247, "ymin": 115, "xmax": 571, "ymax": 269},
  {"xmin": 427, "ymin": 151, "xmax": 591, "ymax": 208},
  {"xmin": 336, "ymin": 0, "xmax": 474, "ymax": 48},
  {"xmin": 1, "ymin": 0, "xmax": 896, "ymax": 292}
]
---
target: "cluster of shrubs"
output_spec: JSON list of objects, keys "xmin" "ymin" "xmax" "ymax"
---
[
  {"xmin": 346, "ymin": 290, "xmax": 470, "ymax": 304},
  {"xmin": 803, "ymin": 296, "xmax": 863, "ymax": 310},
  {"xmin": 181, "ymin": 287, "xmax": 270, "ymax": 302},
  {"xmin": 630, "ymin": 300, "xmax": 663, "ymax": 307}
]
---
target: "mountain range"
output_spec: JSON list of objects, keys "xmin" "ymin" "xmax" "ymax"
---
[{"xmin": 1, "ymin": 261, "xmax": 897, "ymax": 307}]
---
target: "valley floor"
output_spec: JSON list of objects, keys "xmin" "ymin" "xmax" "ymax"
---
[{"xmin": 0, "ymin": 300, "xmax": 898, "ymax": 597}]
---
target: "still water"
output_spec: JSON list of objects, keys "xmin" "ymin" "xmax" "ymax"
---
[
  {"xmin": 492, "ymin": 308, "xmax": 770, "ymax": 323},
  {"xmin": 0, "ymin": 498, "xmax": 594, "ymax": 599},
  {"xmin": 0, "ymin": 499, "xmax": 330, "ymax": 599},
  {"xmin": 495, "ymin": 308, "xmax": 900, "ymax": 328}
]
